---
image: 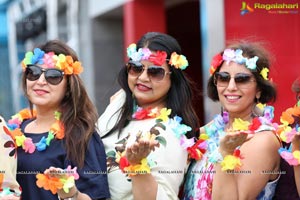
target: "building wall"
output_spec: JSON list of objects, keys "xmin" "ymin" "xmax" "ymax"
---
[{"xmin": 224, "ymin": 0, "xmax": 300, "ymax": 122}]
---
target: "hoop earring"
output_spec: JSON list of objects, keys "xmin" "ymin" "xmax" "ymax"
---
[{"xmin": 252, "ymin": 103, "xmax": 263, "ymax": 117}]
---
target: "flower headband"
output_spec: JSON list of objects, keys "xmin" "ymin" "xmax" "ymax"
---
[
  {"xmin": 127, "ymin": 43, "xmax": 189, "ymax": 70},
  {"xmin": 210, "ymin": 48, "xmax": 269, "ymax": 80},
  {"xmin": 21, "ymin": 48, "xmax": 83, "ymax": 75}
]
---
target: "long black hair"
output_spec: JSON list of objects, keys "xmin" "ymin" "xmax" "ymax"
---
[{"xmin": 102, "ymin": 32, "xmax": 199, "ymax": 139}]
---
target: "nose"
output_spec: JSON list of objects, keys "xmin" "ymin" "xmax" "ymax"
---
[
  {"xmin": 36, "ymin": 72, "xmax": 47, "ymax": 85},
  {"xmin": 138, "ymin": 67, "xmax": 150, "ymax": 81},
  {"xmin": 226, "ymin": 77, "xmax": 238, "ymax": 90}
]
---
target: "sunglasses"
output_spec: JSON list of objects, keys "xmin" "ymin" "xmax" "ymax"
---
[
  {"xmin": 25, "ymin": 65, "xmax": 65, "ymax": 85},
  {"xmin": 126, "ymin": 61, "xmax": 171, "ymax": 82},
  {"xmin": 214, "ymin": 72, "xmax": 256, "ymax": 88}
]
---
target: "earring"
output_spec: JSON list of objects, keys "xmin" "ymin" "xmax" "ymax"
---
[{"xmin": 252, "ymin": 104, "xmax": 263, "ymax": 117}]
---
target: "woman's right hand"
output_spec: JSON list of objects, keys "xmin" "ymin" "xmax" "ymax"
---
[
  {"xmin": 292, "ymin": 132, "xmax": 300, "ymax": 151},
  {"xmin": 219, "ymin": 131, "xmax": 253, "ymax": 156},
  {"xmin": 126, "ymin": 139, "xmax": 159, "ymax": 165}
]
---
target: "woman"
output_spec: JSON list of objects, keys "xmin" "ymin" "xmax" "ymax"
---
[
  {"xmin": 98, "ymin": 32, "xmax": 199, "ymax": 199},
  {"xmin": 7, "ymin": 40, "xmax": 110, "ymax": 200},
  {"xmin": 274, "ymin": 77, "xmax": 300, "ymax": 199},
  {"xmin": 183, "ymin": 41, "xmax": 281, "ymax": 199}
]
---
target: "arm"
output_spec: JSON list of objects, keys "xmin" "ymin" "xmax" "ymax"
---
[
  {"xmin": 58, "ymin": 133, "xmax": 110, "ymax": 200},
  {"xmin": 292, "ymin": 133, "xmax": 300, "ymax": 196},
  {"xmin": 212, "ymin": 131, "xmax": 281, "ymax": 200},
  {"xmin": 126, "ymin": 139, "xmax": 159, "ymax": 200},
  {"xmin": 126, "ymin": 128, "xmax": 188, "ymax": 200}
]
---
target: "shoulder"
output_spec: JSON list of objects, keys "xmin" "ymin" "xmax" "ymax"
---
[{"xmin": 241, "ymin": 130, "xmax": 281, "ymax": 159}]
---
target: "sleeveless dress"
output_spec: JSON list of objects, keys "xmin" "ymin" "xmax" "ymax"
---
[{"xmin": 182, "ymin": 109, "xmax": 280, "ymax": 200}]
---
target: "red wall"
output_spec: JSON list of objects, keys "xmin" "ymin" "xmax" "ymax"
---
[{"xmin": 224, "ymin": 0, "xmax": 300, "ymax": 122}]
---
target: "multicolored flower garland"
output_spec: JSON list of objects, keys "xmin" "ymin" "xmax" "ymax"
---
[
  {"xmin": 7, "ymin": 109, "xmax": 64, "ymax": 153},
  {"xmin": 36, "ymin": 165, "xmax": 79, "ymax": 195},
  {"xmin": 107, "ymin": 106, "xmax": 196, "ymax": 177},
  {"xmin": 22, "ymin": 48, "xmax": 83, "ymax": 75},
  {"xmin": 183, "ymin": 104, "xmax": 276, "ymax": 171},
  {"xmin": 209, "ymin": 48, "xmax": 269, "ymax": 80},
  {"xmin": 127, "ymin": 43, "xmax": 189, "ymax": 70},
  {"xmin": 278, "ymin": 100, "xmax": 300, "ymax": 166}
]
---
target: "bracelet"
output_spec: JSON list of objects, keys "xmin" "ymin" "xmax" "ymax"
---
[
  {"xmin": 120, "ymin": 157, "xmax": 150, "ymax": 177},
  {"xmin": 220, "ymin": 149, "xmax": 243, "ymax": 171},
  {"xmin": 58, "ymin": 190, "xmax": 79, "ymax": 200},
  {"xmin": 279, "ymin": 147, "xmax": 300, "ymax": 166}
]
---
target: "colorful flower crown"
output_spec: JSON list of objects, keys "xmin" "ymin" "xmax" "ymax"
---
[
  {"xmin": 127, "ymin": 43, "xmax": 188, "ymax": 70},
  {"xmin": 209, "ymin": 48, "xmax": 269, "ymax": 80},
  {"xmin": 21, "ymin": 48, "xmax": 83, "ymax": 75}
]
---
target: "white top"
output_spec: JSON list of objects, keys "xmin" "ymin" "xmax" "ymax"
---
[
  {"xmin": 98, "ymin": 90, "xmax": 188, "ymax": 200},
  {"xmin": 0, "ymin": 115, "xmax": 21, "ymax": 196}
]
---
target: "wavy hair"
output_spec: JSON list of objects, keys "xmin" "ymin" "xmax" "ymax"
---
[{"xmin": 22, "ymin": 40, "xmax": 98, "ymax": 168}]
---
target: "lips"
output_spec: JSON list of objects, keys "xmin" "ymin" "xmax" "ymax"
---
[
  {"xmin": 136, "ymin": 83, "xmax": 151, "ymax": 91},
  {"xmin": 225, "ymin": 95, "xmax": 240, "ymax": 102},
  {"xmin": 34, "ymin": 89, "xmax": 49, "ymax": 95}
]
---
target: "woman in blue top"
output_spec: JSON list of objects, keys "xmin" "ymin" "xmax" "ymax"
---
[{"xmin": 8, "ymin": 40, "xmax": 110, "ymax": 200}]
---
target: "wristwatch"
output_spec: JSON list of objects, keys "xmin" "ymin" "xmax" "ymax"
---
[{"xmin": 58, "ymin": 190, "xmax": 78, "ymax": 200}]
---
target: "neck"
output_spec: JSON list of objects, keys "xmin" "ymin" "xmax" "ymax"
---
[
  {"xmin": 136, "ymin": 99, "xmax": 167, "ymax": 110},
  {"xmin": 226, "ymin": 111, "xmax": 253, "ymax": 129},
  {"xmin": 30, "ymin": 107, "xmax": 58, "ymax": 132}
]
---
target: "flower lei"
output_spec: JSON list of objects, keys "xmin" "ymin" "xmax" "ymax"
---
[
  {"xmin": 209, "ymin": 48, "xmax": 269, "ymax": 80},
  {"xmin": 108, "ymin": 106, "xmax": 193, "ymax": 177},
  {"xmin": 278, "ymin": 100, "xmax": 300, "ymax": 166},
  {"xmin": 22, "ymin": 48, "xmax": 83, "ymax": 75},
  {"xmin": 181, "ymin": 104, "xmax": 275, "ymax": 171},
  {"xmin": 127, "ymin": 43, "xmax": 189, "ymax": 70},
  {"xmin": 7, "ymin": 108, "xmax": 65, "ymax": 153},
  {"xmin": 36, "ymin": 165, "xmax": 79, "ymax": 194},
  {"xmin": 0, "ymin": 188, "xmax": 20, "ymax": 197}
]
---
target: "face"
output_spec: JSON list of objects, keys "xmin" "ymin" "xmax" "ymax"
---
[
  {"xmin": 127, "ymin": 59, "xmax": 171, "ymax": 108},
  {"xmin": 215, "ymin": 61, "xmax": 260, "ymax": 118},
  {"xmin": 25, "ymin": 65, "xmax": 67, "ymax": 110}
]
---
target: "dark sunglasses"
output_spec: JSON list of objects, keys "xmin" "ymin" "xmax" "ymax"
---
[
  {"xmin": 126, "ymin": 61, "xmax": 171, "ymax": 82},
  {"xmin": 25, "ymin": 65, "xmax": 64, "ymax": 85},
  {"xmin": 214, "ymin": 72, "xmax": 256, "ymax": 88}
]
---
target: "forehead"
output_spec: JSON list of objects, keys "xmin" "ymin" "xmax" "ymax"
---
[{"xmin": 219, "ymin": 61, "xmax": 252, "ymax": 74}]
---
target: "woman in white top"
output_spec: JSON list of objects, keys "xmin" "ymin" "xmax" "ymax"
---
[{"xmin": 98, "ymin": 32, "xmax": 199, "ymax": 200}]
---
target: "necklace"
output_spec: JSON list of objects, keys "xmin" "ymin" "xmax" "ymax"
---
[
  {"xmin": 107, "ymin": 105, "xmax": 193, "ymax": 174},
  {"xmin": 7, "ymin": 108, "xmax": 64, "ymax": 153},
  {"xmin": 183, "ymin": 104, "xmax": 276, "ymax": 200},
  {"xmin": 278, "ymin": 100, "xmax": 300, "ymax": 166},
  {"xmin": 181, "ymin": 104, "xmax": 276, "ymax": 162}
]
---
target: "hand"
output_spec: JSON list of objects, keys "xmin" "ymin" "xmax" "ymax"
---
[
  {"xmin": 126, "ymin": 139, "xmax": 159, "ymax": 165},
  {"xmin": 43, "ymin": 167, "xmax": 78, "ymax": 199},
  {"xmin": 219, "ymin": 131, "xmax": 253, "ymax": 156},
  {"xmin": 292, "ymin": 132, "xmax": 300, "ymax": 151}
]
